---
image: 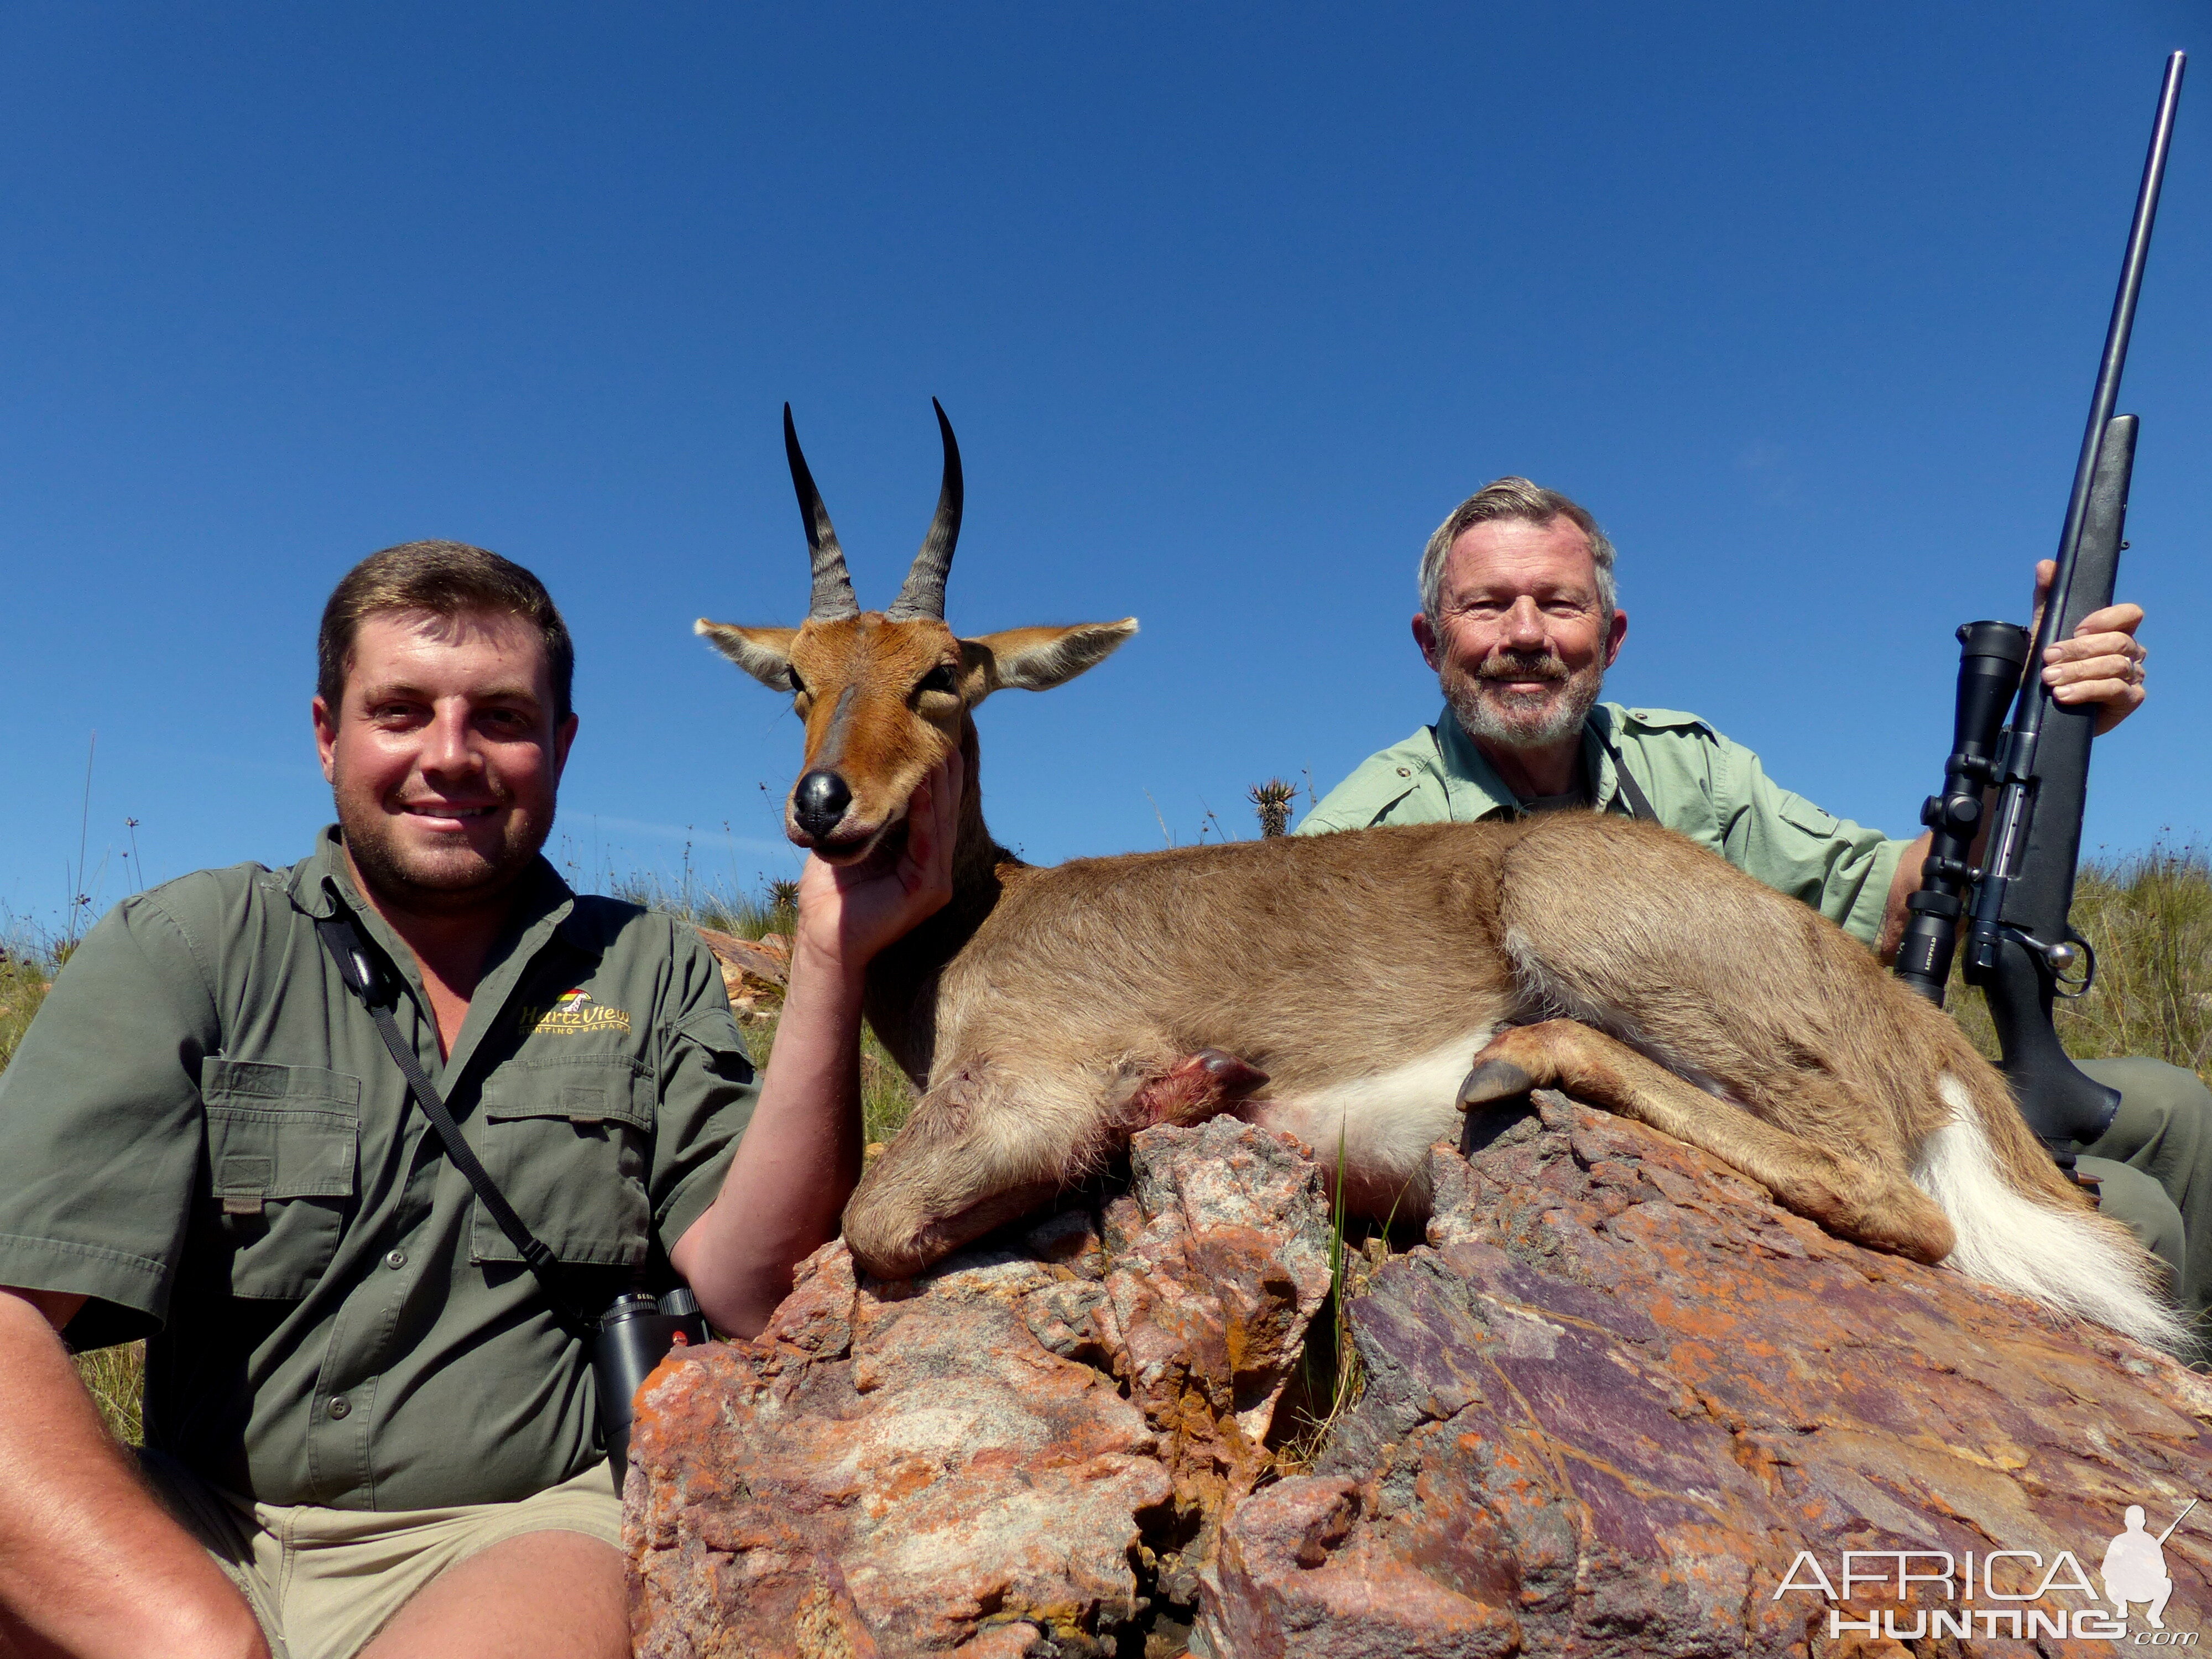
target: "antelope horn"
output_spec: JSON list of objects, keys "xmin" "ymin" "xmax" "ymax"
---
[
  {"xmin": 785, "ymin": 404, "xmax": 859, "ymax": 621},
  {"xmin": 884, "ymin": 399, "xmax": 963, "ymax": 622}
]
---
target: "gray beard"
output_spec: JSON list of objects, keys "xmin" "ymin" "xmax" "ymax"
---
[{"xmin": 1444, "ymin": 666, "xmax": 1604, "ymax": 754}]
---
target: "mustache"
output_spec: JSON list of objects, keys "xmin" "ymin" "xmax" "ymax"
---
[{"xmin": 1475, "ymin": 651, "xmax": 1570, "ymax": 684}]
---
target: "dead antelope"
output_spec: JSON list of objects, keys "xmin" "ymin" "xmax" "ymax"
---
[{"xmin": 697, "ymin": 405, "xmax": 2180, "ymax": 1351}]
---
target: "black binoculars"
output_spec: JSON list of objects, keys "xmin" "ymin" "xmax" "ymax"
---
[{"xmin": 593, "ymin": 1286, "xmax": 708, "ymax": 1494}]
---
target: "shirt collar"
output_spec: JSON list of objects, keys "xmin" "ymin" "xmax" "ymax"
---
[
  {"xmin": 289, "ymin": 824, "xmax": 581, "ymax": 1086},
  {"xmin": 1431, "ymin": 702, "xmax": 1630, "ymax": 819}
]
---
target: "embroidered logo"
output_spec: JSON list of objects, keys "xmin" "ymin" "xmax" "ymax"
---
[{"xmin": 519, "ymin": 988, "xmax": 632, "ymax": 1037}]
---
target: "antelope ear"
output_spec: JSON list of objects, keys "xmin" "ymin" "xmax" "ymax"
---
[
  {"xmin": 695, "ymin": 620, "xmax": 800, "ymax": 692},
  {"xmin": 961, "ymin": 620, "xmax": 1138, "ymax": 698}
]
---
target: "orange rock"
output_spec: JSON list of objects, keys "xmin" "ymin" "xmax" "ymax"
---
[{"xmin": 628, "ymin": 1119, "xmax": 1330, "ymax": 1657}]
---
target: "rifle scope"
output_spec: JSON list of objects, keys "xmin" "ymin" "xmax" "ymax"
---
[{"xmin": 1893, "ymin": 621, "xmax": 2030, "ymax": 1003}]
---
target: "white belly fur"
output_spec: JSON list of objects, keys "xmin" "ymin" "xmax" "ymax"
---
[{"xmin": 1245, "ymin": 1028, "xmax": 1495, "ymax": 1216}]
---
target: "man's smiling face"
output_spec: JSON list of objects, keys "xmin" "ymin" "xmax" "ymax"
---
[
  {"xmin": 313, "ymin": 608, "xmax": 578, "ymax": 914},
  {"xmin": 1414, "ymin": 516, "xmax": 1628, "ymax": 754}
]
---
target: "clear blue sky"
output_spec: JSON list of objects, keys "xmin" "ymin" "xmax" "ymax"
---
[{"xmin": 4, "ymin": 3, "xmax": 2206, "ymax": 931}]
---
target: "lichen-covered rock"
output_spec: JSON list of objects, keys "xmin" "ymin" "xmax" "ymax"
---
[
  {"xmin": 627, "ymin": 1118, "xmax": 1331, "ymax": 1658},
  {"xmin": 1198, "ymin": 1091, "xmax": 2212, "ymax": 1657}
]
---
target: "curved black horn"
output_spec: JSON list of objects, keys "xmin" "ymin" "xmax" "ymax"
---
[
  {"xmin": 785, "ymin": 404, "xmax": 859, "ymax": 621},
  {"xmin": 884, "ymin": 399, "xmax": 963, "ymax": 622}
]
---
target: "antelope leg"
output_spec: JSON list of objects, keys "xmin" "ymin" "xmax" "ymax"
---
[{"xmin": 1459, "ymin": 1020, "xmax": 1955, "ymax": 1264}]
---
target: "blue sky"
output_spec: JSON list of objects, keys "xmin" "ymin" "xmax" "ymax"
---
[{"xmin": 3, "ymin": 3, "xmax": 2206, "ymax": 930}]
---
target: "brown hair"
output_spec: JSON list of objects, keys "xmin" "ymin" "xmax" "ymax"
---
[
  {"xmin": 317, "ymin": 540, "xmax": 575, "ymax": 720},
  {"xmin": 1418, "ymin": 477, "xmax": 1616, "ymax": 626}
]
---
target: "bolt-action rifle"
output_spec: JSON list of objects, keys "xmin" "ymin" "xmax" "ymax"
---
[{"xmin": 1893, "ymin": 52, "xmax": 2185, "ymax": 1171}]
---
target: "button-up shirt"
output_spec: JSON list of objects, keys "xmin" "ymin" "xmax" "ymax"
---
[
  {"xmin": 0, "ymin": 828, "xmax": 756, "ymax": 1509},
  {"xmin": 1296, "ymin": 703, "xmax": 1908, "ymax": 947}
]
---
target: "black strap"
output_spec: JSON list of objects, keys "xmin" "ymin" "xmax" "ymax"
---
[
  {"xmin": 1595, "ymin": 729, "xmax": 1660, "ymax": 823},
  {"xmin": 314, "ymin": 916, "xmax": 593, "ymax": 1335}
]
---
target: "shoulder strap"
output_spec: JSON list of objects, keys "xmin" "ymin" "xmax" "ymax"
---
[
  {"xmin": 314, "ymin": 916, "xmax": 593, "ymax": 1335},
  {"xmin": 1594, "ymin": 727, "xmax": 1660, "ymax": 823}
]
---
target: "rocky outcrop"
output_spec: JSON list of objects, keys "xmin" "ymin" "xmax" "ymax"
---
[
  {"xmin": 626, "ymin": 1117, "xmax": 1332, "ymax": 1657},
  {"xmin": 693, "ymin": 926, "xmax": 790, "ymax": 1016},
  {"xmin": 630, "ymin": 1089, "xmax": 2212, "ymax": 1657},
  {"xmin": 1199, "ymin": 1091, "xmax": 2212, "ymax": 1657}
]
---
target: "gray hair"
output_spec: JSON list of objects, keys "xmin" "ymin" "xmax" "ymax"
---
[{"xmin": 1417, "ymin": 477, "xmax": 1617, "ymax": 626}]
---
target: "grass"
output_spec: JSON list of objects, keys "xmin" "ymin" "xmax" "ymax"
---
[
  {"xmin": 1270, "ymin": 1141, "xmax": 1407, "ymax": 1474},
  {"xmin": 4, "ymin": 937, "xmax": 145, "ymax": 1443},
  {"xmin": 1, "ymin": 942, "xmax": 53, "ymax": 1074}
]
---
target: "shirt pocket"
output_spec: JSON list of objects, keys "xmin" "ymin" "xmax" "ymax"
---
[
  {"xmin": 469, "ymin": 1056, "xmax": 654, "ymax": 1270},
  {"xmin": 202, "ymin": 1059, "xmax": 362, "ymax": 1301}
]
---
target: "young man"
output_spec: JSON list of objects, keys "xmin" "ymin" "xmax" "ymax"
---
[
  {"xmin": 1300, "ymin": 479, "xmax": 2211, "ymax": 1339},
  {"xmin": 0, "ymin": 541, "xmax": 957, "ymax": 1659}
]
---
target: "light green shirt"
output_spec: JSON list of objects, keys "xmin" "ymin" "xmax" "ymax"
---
[
  {"xmin": 1297, "ymin": 703, "xmax": 1910, "ymax": 948},
  {"xmin": 0, "ymin": 828, "xmax": 756, "ymax": 1510}
]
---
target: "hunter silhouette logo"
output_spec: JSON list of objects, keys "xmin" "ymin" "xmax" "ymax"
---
[
  {"xmin": 519, "ymin": 988, "xmax": 631, "ymax": 1037},
  {"xmin": 2104, "ymin": 1499, "xmax": 2198, "ymax": 1633}
]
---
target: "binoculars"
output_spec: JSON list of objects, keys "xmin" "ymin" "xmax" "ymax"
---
[{"xmin": 593, "ymin": 1286, "xmax": 708, "ymax": 1494}]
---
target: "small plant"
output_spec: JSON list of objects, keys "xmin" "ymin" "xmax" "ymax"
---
[
  {"xmin": 766, "ymin": 879, "xmax": 801, "ymax": 937},
  {"xmin": 1270, "ymin": 1135, "xmax": 1380, "ymax": 1473},
  {"xmin": 1249, "ymin": 779, "xmax": 1298, "ymax": 839}
]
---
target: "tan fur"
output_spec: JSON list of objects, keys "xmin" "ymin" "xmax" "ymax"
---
[{"xmin": 698, "ymin": 466, "xmax": 2172, "ymax": 1347}]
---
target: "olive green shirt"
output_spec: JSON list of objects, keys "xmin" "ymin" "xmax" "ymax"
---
[
  {"xmin": 0, "ymin": 829, "xmax": 756, "ymax": 1510},
  {"xmin": 1297, "ymin": 702, "xmax": 1910, "ymax": 948}
]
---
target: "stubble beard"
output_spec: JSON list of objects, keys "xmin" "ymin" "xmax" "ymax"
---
[
  {"xmin": 335, "ymin": 775, "xmax": 548, "ymax": 917},
  {"xmin": 1443, "ymin": 650, "xmax": 1606, "ymax": 754}
]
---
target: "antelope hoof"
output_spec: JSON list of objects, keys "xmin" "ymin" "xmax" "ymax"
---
[
  {"xmin": 1128, "ymin": 1049, "xmax": 1271, "ymax": 1129},
  {"xmin": 1458, "ymin": 1044, "xmax": 1540, "ymax": 1110},
  {"xmin": 1843, "ymin": 1184, "xmax": 1957, "ymax": 1265}
]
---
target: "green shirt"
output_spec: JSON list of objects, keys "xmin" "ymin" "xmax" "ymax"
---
[
  {"xmin": 0, "ymin": 829, "xmax": 756, "ymax": 1510},
  {"xmin": 1296, "ymin": 703, "xmax": 1910, "ymax": 948}
]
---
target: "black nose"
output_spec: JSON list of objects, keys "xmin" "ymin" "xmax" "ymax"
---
[{"xmin": 793, "ymin": 770, "xmax": 853, "ymax": 841}]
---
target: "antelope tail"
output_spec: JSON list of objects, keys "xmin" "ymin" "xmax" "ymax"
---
[{"xmin": 1914, "ymin": 1073, "xmax": 2188, "ymax": 1353}]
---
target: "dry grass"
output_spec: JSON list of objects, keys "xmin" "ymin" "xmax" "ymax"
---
[
  {"xmin": 74, "ymin": 1343, "xmax": 146, "ymax": 1445},
  {"xmin": 1, "ymin": 946, "xmax": 53, "ymax": 1073},
  {"xmin": 2, "ymin": 945, "xmax": 146, "ymax": 1443},
  {"xmin": 739, "ymin": 1008, "xmax": 920, "ymax": 1147}
]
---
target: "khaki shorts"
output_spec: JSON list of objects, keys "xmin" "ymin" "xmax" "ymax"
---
[{"xmin": 136, "ymin": 1450, "xmax": 623, "ymax": 1659}]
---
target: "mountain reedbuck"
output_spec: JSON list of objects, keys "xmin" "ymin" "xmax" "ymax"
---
[{"xmin": 697, "ymin": 405, "xmax": 2180, "ymax": 1350}]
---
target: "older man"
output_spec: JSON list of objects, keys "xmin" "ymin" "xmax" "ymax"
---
[{"xmin": 1302, "ymin": 477, "xmax": 2210, "ymax": 1338}]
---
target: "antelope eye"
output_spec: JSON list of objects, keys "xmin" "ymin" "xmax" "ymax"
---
[
  {"xmin": 786, "ymin": 665, "xmax": 807, "ymax": 697},
  {"xmin": 917, "ymin": 664, "xmax": 959, "ymax": 696}
]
